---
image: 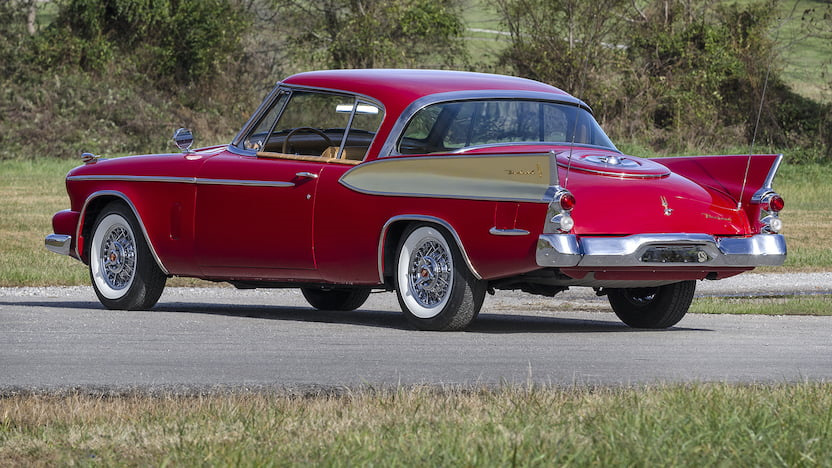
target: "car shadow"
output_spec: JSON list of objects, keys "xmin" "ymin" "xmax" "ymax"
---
[{"xmin": 1, "ymin": 299, "xmax": 709, "ymax": 334}]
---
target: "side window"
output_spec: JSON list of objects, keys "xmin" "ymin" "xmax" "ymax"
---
[{"xmin": 242, "ymin": 90, "xmax": 383, "ymax": 161}]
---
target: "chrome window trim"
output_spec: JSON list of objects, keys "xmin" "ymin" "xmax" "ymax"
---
[
  {"xmin": 377, "ymin": 215, "xmax": 483, "ymax": 284},
  {"xmin": 231, "ymin": 86, "xmax": 285, "ymax": 147},
  {"xmin": 451, "ymin": 141, "xmax": 622, "ymax": 155},
  {"xmin": 536, "ymin": 233, "xmax": 787, "ymax": 268},
  {"xmin": 78, "ymin": 190, "xmax": 170, "ymax": 275},
  {"xmin": 378, "ymin": 91, "xmax": 600, "ymax": 158}
]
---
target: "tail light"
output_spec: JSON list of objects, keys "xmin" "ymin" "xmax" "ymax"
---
[
  {"xmin": 761, "ymin": 193, "xmax": 784, "ymax": 213},
  {"xmin": 759, "ymin": 192, "xmax": 784, "ymax": 234},
  {"xmin": 559, "ymin": 192, "xmax": 576, "ymax": 211},
  {"xmin": 545, "ymin": 189, "xmax": 576, "ymax": 234}
]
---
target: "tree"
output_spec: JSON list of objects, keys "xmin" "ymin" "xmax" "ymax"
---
[{"xmin": 273, "ymin": 0, "xmax": 467, "ymax": 69}]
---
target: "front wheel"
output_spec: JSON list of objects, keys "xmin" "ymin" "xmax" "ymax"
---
[
  {"xmin": 607, "ymin": 280, "xmax": 696, "ymax": 329},
  {"xmin": 301, "ymin": 287, "xmax": 371, "ymax": 311},
  {"xmin": 88, "ymin": 202, "xmax": 166, "ymax": 310},
  {"xmin": 394, "ymin": 224, "xmax": 485, "ymax": 331}
]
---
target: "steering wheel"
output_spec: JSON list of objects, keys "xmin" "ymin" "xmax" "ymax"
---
[{"xmin": 282, "ymin": 127, "xmax": 334, "ymax": 154}]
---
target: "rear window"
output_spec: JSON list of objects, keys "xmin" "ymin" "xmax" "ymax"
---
[{"xmin": 397, "ymin": 100, "xmax": 615, "ymax": 154}]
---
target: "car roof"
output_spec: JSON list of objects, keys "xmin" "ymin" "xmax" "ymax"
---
[{"xmin": 280, "ymin": 69, "xmax": 578, "ymax": 111}]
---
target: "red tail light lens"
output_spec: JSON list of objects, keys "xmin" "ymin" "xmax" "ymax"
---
[
  {"xmin": 559, "ymin": 193, "xmax": 576, "ymax": 211},
  {"xmin": 763, "ymin": 194, "xmax": 784, "ymax": 213}
]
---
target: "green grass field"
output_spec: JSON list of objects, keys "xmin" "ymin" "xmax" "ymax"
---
[{"xmin": 2, "ymin": 384, "xmax": 831, "ymax": 466}]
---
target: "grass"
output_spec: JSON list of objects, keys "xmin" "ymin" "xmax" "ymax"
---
[
  {"xmin": 692, "ymin": 294, "xmax": 832, "ymax": 315},
  {"xmin": 1, "ymin": 158, "xmax": 830, "ymax": 287},
  {"xmin": 2, "ymin": 384, "xmax": 831, "ymax": 466}
]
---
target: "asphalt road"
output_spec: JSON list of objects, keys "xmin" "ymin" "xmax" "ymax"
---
[{"xmin": 2, "ymin": 273, "xmax": 831, "ymax": 392}]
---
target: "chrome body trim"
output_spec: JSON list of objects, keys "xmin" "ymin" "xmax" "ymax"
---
[
  {"xmin": 378, "ymin": 215, "xmax": 483, "ymax": 283},
  {"xmin": 67, "ymin": 175, "xmax": 294, "ymax": 188},
  {"xmin": 536, "ymin": 233, "xmax": 787, "ymax": 268},
  {"xmin": 489, "ymin": 227, "xmax": 530, "ymax": 236},
  {"xmin": 196, "ymin": 178, "xmax": 295, "ymax": 188},
  {"xmin": 68, "ymin": 175, "xmax": 195, "ymax": 183},
  {"xmin": 555, "ymin": 161, "xmax": 669, "ymax": 179},
  {"xmin": 45, "ymin": 234, "xmax": 73, "ymax": 256},
  {"xmin": 378, "ymin": 90, "xmax": 594, "ymax": 158},
  {"xmin": 77, "ymin": 191, "xmax": 170, "ymax": 275}
]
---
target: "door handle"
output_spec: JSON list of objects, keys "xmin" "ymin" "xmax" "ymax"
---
[{"xmin": 295, "ymin": 172, "xmax": 319, "ymax": 179}]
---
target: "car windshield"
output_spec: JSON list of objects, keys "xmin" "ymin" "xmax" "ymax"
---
[{"xmin": 397, "ymin": 99, "xmax": 616, "ymax": 154}]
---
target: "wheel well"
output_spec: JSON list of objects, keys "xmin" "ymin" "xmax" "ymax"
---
[
  {"xmin": 381, "ymin": 221, "xmax": 410, "ymax": 287},
  {"xmin": 79, "ymin": 196, "xmax": 125, "ymax": 263},
  {"xmin": 380, "ymin": 217, "xmax": 482, "ymax": 286}
]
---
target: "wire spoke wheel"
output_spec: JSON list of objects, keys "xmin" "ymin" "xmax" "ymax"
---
[
  {"xmin": 408, "ymin": 238, "xmax": 453, "ymax": 309},
  {"xmin": 99, "ymin": 224, "xmax": 137, "ymax": 292},
  {"xmin": 89, "ymin": 202, "xmax": 166, "ymax": 310},
  {"xmin": 395, "ymin": 224, "xmax": 485, "ymax": 331}
]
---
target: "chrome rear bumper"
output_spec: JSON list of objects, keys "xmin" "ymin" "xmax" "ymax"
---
[
  {"xmin": 537, "ymin": 233, "xmax": 787, "ymax": 268},
  {"xmin": 45, "ymin": 234, "xmax": 73, "ymax": 256}
]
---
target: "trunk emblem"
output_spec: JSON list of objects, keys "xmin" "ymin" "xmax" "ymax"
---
[{"xmin": 661, "ymin": 196, "xmax": 674, "ymax": 216}]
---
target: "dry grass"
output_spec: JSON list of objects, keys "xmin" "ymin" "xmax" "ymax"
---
[{"xmin": 2, "ymin": 384, "xmax": 832, "ymax": 466}]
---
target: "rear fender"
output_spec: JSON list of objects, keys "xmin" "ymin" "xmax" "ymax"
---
[{"xmin": 658, "ymin": 154, "xmax": 782, "ymax": 230}]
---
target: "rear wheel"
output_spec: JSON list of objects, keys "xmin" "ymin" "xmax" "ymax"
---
[
  {"xmin": 394, "ymin": 224, "xmax": 485, "ymax": 331},
  {"xmin": 89, "ymin": 202, "xmax": 166, "ymax": 310},
  {"xmin": 301, "ymin": 287, "xmax": 371, "ymax": 311},
  {"xmin": 607, "ymin": 280, "xmax": 695, "ymax": 329}
]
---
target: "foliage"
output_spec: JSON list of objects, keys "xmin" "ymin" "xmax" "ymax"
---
[
  {"xmin": 495, "ymin": 0, "xmax": 831, "ymax": 160},
  {"xmin": 30, "ymin": 0, "xmax": 249, "ymax": 85},
  {"xmin": 494, "ymin": 0, "xmax": 630, "ymax": 120},
  {"xmin": 274, "ymin": 0, "xmax": 468, "ymax": 69}
]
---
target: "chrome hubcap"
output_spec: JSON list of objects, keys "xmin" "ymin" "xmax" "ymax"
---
[
  {"xmin": 409, "ymin": 239, "xmax": 452, "ymax": 308},
  {"xmin": 100, "ymin": 225, "xmax": 135, "ymax": 290}
]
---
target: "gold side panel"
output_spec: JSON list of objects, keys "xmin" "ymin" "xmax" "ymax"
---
[{"xmin": 340, "ymin": 154, "xmax": 553, "ymax": 202}]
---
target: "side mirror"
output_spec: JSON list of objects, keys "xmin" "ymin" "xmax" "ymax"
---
[{"xmin": 173, "ymin": 128, "xmax": 194, "ymax": 153}]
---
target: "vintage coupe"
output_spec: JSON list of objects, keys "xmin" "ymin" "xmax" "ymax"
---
[{"xmin": 45, "ymin": 69, "xmax": 786, "ymax": 330}]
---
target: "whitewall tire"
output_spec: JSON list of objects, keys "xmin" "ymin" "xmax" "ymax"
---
[
  {"xmin": 394, "ymin": 224, "xmax": 485, "ymax": 331},
  {"xmin": 89, "ymin": 202, "xmax": 166, "ymax": 310}
]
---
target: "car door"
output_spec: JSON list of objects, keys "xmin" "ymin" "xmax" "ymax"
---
[{"xmin": 194, "ymin": 150, "xmax": 321, "ymax": 276}]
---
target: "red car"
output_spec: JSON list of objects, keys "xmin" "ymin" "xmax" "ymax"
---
[{"xmin": 45, "ymin": 69, "xmax": 786, "ymax": 330}]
